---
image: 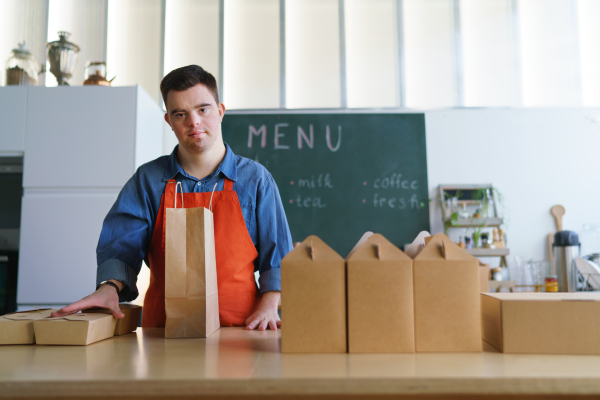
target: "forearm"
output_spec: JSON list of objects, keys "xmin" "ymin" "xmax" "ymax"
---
[{"xmin": 261, "ymin": 291, "xmax": 280, "ymax": 309}]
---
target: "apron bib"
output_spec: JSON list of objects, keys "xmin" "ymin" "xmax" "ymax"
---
[{"xmin": 142, "ymin": 178, "xmax": 259, "ymax": 327}]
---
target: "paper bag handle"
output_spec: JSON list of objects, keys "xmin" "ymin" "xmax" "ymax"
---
[
  {"xmin": 209, "ymin": 182, "xmax": 218, "ymax": 212},
  {"xmin": 174, "ymin": 182, "xmax": 184, "ymax": 208}
]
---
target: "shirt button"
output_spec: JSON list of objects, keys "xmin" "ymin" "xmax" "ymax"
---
[{"xmin": 197, "ymin": 183, "xmax": 200, "ymax": 186}]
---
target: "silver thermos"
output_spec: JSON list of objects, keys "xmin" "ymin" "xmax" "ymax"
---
[{"xmin": 553, "ymin": 231, "xmax": 580, "ymax": 292}]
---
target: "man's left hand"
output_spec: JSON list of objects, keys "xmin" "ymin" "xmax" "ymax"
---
[{"xmin": 245, "ymin": 291, "xmax": 281, "ymax": 331}]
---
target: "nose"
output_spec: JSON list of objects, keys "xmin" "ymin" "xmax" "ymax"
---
[{"xmin": 189, "ymin": 112, "xmax": 201, "ymax": 126}]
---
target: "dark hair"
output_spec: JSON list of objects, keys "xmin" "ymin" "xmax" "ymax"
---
[{"xmin": 160, "ymin": 65, "xmax": 220, "ymax": 107}]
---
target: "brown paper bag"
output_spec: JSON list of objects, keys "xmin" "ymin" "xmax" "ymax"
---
[{"xmin": 165, "ymin": 182, "xmax": 219, "ymax": 339}]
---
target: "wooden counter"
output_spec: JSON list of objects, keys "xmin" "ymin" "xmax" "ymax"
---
[{"xmin": 2, "ymin": 327, "xmax": 600, "ymax": 399}]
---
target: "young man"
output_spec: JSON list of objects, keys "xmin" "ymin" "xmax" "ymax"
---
[{"xmin": 52, "ymin": 65, "xmax": 292, "ymax": 331}]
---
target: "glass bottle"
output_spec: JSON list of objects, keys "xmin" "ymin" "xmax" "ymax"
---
[{"xmin": 5, "ymin": 42, "xmax": 42, "ymax": 85}]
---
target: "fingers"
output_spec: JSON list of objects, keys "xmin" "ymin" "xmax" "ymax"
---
[
  {"xmin": 51, "ymin": 299, "xmax": 90, "ymax": 317},
  {"xmin": 276, "ymin": 319, "xmax": 282, "ymax": 328},
  {"xmin": 258, "ymin": 319, "xmax": 269, "ymax": 331},
  {"xmin": 50, "ymin": 288, "xmax": 124, "ymax": 319},
  {"xmin": 111, "ymin": 307, "xmax": 125, "ymax": 319},
  {"xmin": 246, "ymin": 318, "xmax": 260, "ymax": 330},
  {"xmin": 268, "ymin": 320, "xmax": 277, "ymax": 331}
]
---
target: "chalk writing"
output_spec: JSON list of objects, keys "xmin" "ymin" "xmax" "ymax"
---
[
  {"xmin": 373, "ymin": 173, "xmax": 418, "ymax": 190},
  {"xmin": 295, "ymin": 196, "xmax": 327, "ymax": 208},
  {"xmin": 298, "ymin": 125, "xmax": 314, "ymax": 149},
  {"xmin": 247, "ymin": 123, "xmax": 342, "ymax": 152},
  {"xmin": 372, "ymin": 193, "xmax": 422, "ymax": 209},
  {"xmin": 326, "ymin": 125, "xmax": 342, "ymax": 152},
  {"xmin": 248, "ymin": 125, "xmax": 266, "ymax": 148},
  {"xmin": 274, "ymin": 123, "xmax": 289, "ymax": 149},
  {"xmin": 297, "ymin": 174, "xmax": 333, "ymax": 189}
]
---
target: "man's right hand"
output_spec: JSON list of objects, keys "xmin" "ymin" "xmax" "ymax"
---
[{"xmin": 50, "ymin": 281, "xmax": 125, "ymax": 319}]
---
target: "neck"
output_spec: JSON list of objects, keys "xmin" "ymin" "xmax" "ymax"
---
[{"xmin": 177, "ymin": 141, "xmax": 227, "ymax": 180}]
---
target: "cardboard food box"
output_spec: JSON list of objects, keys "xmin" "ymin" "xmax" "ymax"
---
[
  {"xmin": 0, "ymin": 309, "xmax": 56, "ymax": 345},
  {"xmin": 413, "ymin": 233, "xmax": 482, "ymax": 352},
  {"xmin": 346, "ymin": 233, "xmax": 415, "ymax": 353},
  {"xmin": 87, "ymin": 303, "xmax": 142, "ymax": 336},
  {"xmin": 281, "ymin": 235, "xmax": 346, "ymax": 353},
  {"xmin": 479, "ymin": 262, "xmax": 490, "ymax": 293},
  {"xmin": 33, "ymin": 313, "xmax": 116, "ymax": 346},
  {"xmin": 481, "ymin": 292, "xmax": 600, "ymax": 354}
]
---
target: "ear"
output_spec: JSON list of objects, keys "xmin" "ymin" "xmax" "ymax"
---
[
  {"xmin": 164, "ymin": 112, "xmax": 171, "ymax": 128},
  {"xmin": 218, "ymin": 102, "xmax": 226, "ymax": 122}
]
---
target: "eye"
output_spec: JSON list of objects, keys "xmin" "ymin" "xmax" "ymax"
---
[
  {"xmin": 176, "ymin": 113, "xmax": 185, "ymax": 118},
  {"xmin": 200, "ymin": 108, "xmax": 208, "ymax": 113}
]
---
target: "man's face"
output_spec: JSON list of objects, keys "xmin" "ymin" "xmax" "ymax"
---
[{"xmin": 164, "ymin": 83, "xmax": 225, "ymax": 154}]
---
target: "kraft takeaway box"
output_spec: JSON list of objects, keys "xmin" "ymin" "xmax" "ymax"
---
[
  {"xmin": 165, "ymin": 200, "xmax": 219, "ymax": 339},
  {"xmin": 481, "ymin": 292, "xmax": 600, "ymax": 354},
  {"xmin": 413, "ymin": 233, "xmax": 481, "ymax": 352},
  {"xmin": 33, "ymin": 313, "xmax": 116, "ymax": 345},
  {"xmin": 87, "ymin": 303, "xmax": 142, "ymax": 335},
  {"xmin": 479, "ymin": 262, "xmax": 490, "ymax": 293},
  {"xmin": 347, "ymin": 233, "xmax": 415, "ymax": 353},
  {"xmin": 0, "ymin": 309, "xmax": 56, "ymax": 345},
  {"xmin": 281, "ymin": 235, "xmax": 346, "ymax": 353}
]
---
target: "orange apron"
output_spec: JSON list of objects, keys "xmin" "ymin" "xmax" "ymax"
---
[{"xmin": 142, "ymin": 178, "xmax": 259, "ymax": 327}]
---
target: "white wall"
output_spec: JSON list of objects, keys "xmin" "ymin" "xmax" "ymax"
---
[{"xmin": 426, "ymin": 108, "xmax": 600, "ymax": 265}]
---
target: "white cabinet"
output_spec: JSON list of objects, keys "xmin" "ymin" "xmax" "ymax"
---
[
  {"xmin": 17, "ymin": 191, "xmax": 119, "ymax": 304},
  {"xmin": 23, "ymin": 86, "xmax": 163, "ymax": 188},
  {"xmin": 0, "ymin": 87, "xmax": 27, "ymax": 154},
  {"xmin": 15, "ymin": 86, "xmax": 164, "ymax": 306}
]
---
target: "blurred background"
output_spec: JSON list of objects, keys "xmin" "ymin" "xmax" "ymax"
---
[{"xmin": 3, "ymin": 0, "xmax": 600, "ymax": 112}]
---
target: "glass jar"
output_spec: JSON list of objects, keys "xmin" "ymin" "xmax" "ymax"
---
[
  {"xmin": 83, "ymin": 61, "xmax": 112, "ymax": 86},
  {"xmin": 5, "ymin": 42, "xmax": 41, "ymax": 85},
  {"xmin": 579, "ymin": 224, "xmax": 600, "ymax": 258},
  {"xmin": 545, "ymin": 276, "xmax": 558, "ymax": 292}
]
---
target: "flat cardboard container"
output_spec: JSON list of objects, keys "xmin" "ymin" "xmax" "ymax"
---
[
  {"xmin": 87, "ymin": 304, "xmax": 142, "ymax": 336},
  {"xmin": 481, "ymin": 292, "xmax": 600, "ymax": 354},
  {"xmin": 281, "ymin": 235, "xmax": 346, "ymax": 353},
  {"xmin": 413, "ymin": 233, "xmax": 482, "ymax": 352},
  {"xmin": 0, "ymin": 309, "xmax": 56, "ymax": 345},
  {"xmin": 33, "ymin": 313, "xmax": 116, "ymax": 346},
  {"xmin": 346, "ymin": 233, "xmax": 415, "ymax": 353}
]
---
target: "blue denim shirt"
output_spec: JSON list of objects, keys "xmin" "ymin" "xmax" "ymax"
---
[{"xmin": 96, "ymin": 143, "xmax": 293, "ymax": 302}]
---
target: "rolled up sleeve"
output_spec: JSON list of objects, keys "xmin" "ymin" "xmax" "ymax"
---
[
  {"xmin": 255, "ymin": 173, "xmax": 293, "ymax": 293},
  {"xmin": 96, "ymin": 173, "xmax": 153, "ymax": 302}
]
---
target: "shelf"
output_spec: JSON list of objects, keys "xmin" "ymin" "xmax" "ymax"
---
[
  {"xmin": 466, "ymin": 248, "xmax": 509, "ymax": 257},
  {"xmin": 449, "ymin": 217, "xmax": 503, "ymax": 227}
]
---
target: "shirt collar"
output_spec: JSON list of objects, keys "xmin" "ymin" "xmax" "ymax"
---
[{"xmin": 163, "ymin": 143, "xmax": 237, "ymax": 182}]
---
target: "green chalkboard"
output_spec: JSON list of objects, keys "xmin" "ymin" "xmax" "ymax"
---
[{"xmin": 222, "ymin": 113, "xmax": 429, "ymax": 257}]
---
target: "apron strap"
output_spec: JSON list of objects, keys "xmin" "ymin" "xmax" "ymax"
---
[{"xmin": 224, "ymin": 179, "xmax": 234, "ymax": 191}]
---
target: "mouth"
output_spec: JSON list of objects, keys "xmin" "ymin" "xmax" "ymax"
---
[{"xmin": 188, "ymin": 131, "xmax": 206, "ymax": 138}]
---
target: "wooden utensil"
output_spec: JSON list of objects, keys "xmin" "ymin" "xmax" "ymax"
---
[{"xmin": 548, "ymin": 205, "xmax": 565, "ymax": 274}]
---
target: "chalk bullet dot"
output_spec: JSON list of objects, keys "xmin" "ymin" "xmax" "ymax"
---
[
  {"xmin": 363, "ymin": 199, "xmax": 366, "ymax": 203},
  {"xmin": 290, "ymin": 181, "xmax": 294, "ymax": 185},
  {"xmin": 289, "ymin": 199, "xmax": 294, "ymax": 203},
  {"xmin": 363, "ymin": 181, "xmax": 367, "ymax": 185}
]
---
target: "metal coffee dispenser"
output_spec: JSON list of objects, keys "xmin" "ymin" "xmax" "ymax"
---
[
  {"xmin": 553, "ymin": 231, "xmax": 580, "ymax": 292},
  {"xmin": 46, "ymin": 31, "xmax": 80, "ymax": 85}
]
